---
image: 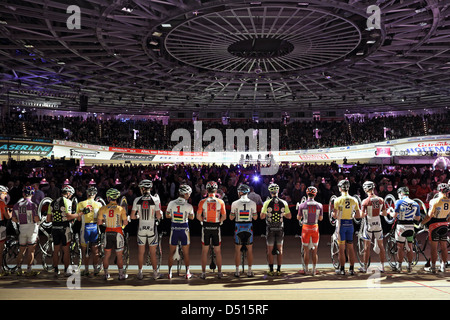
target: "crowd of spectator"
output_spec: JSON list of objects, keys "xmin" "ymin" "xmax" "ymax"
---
[{"xmin": 1, "ymin": 112, "xmax": 448, "ymax": 151}]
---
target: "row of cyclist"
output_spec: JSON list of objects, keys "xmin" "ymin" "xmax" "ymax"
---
[{"xmin": 0, "ymin": 179, "xmax": 449, "ymax": 280}]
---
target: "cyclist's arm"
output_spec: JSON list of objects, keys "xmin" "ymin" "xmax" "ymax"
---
[
  {"xmin": 219, "ymin": 201, "xmax": 226, "ymax": 223},
  {"xmin": 11, "ymin": 205, "xmax": 18, "ymax": 223},
  {"xmin": 121, "ymin": 208, "xmax": 128, "ymax": 227},
  {"xmin": 318, "ymin": 204, "xmax": 324, "ymax": 221},
  {"xmin": 229, "ymin": 203, "xmax": 236, "ymax": 221},
  {"xmin": 196, "ymin": 199, "xmax": 205, "ymax": 222},
  {"xmin": 260, "ymin": 200, "xmax": 269, "ymax": 219},
  {"xmin": 46, "ymin": 203, "xmax": 53, "ymax": 222}
]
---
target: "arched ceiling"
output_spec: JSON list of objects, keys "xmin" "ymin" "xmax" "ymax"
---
[{"xmin": 1, "ymin": 0, "xmax": 450, "ymax": 116}]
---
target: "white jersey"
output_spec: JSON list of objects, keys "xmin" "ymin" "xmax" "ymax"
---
[
  {"xmin": 231, "ymin": 197, "xmax": 257, "ymax": 223},
  {"xmin": 166, "ymin": 198, "xmax": 194, "ymax": 224},
  {"xmin": 132, "ymin": 194, "xmax": 161, "ymax": 228}
]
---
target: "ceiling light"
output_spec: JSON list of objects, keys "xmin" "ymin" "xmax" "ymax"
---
[
  {"xmin": 161, "ymin": 23, "xmax": 172, "ymax": 28},
  {"xmin": 152, "ymin": 31, "xmax": 162, "ymax": 37}
]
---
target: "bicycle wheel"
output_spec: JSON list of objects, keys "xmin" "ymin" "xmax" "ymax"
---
[
  {"xmin": 410, "ymin": 240, "xmax": 419, "ymax": 267},
  {"xmin": 2, "ymin": 237, "xmax": 19, "ymax": 272},
  {"xmin": 122, "ymin": 232, "xmax": 130, "ymax": 271},
  {"xmin": 41, "ymin": 238, "xmax": 54, "ymax": 272},
  {"xmin": 70, "ymin": 233, "xmax": 82, "ymax": 270},
  {"xmin": 355, "ymin": 221, "xmax": 370, "ymax": 268},
  {"xmin": 300, "ymin": 243, "xmax": 306, "ymax": 272},
  {"xmin": 328, "ymin": 195, "xmax": 337, "ymax": 227},
  {"xmin": 176, "ymin": 244, "xmax": 184, "ymax": 276},
  {"xmin": 209, "ymin": 245, "xmax": 216, "ymax": 271},
  {"xmin": 240, "ymin": 245, "xmax": 247, "ymax": 274},
  {"xmin": 413, "ymin": 198, "xmax": 428, "ymax": 220},
  {"xmin": 384, "ymin": 194, "xmax": 396, "ymax": 224},
  {"xmin": 330, "ymin": 232, "xmax": 340, "ymax": 270},
  {"xmin": 38, "ymin": 197, "xmax": 53, "ymax": 228},
  {"xmin": 385, "ymin": 234, "xmax": 397, "ymax": 269}
]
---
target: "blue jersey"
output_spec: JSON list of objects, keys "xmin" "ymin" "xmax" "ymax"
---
[{"xmin": 395, "ymin": 197, "xmax": 420, "ymax": 221}]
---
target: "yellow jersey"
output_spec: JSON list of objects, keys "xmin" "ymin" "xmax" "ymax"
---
[
  {"xmin": 333, "ymin": 194, "xmax": 359, "ymax": 220},
  {"xmin": 77, "ymin": 199, "xmax": 102, "ymax": 224},
  {"xmin": 429, "ymin": 195, "xmax": 450, "ymax": 219},
  {"xmin": 98, "ymin": 204, "xmax": 127, "ymax": 234}
]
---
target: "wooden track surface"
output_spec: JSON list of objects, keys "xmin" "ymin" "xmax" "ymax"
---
[{"xmin": 1, "ymin": 235, "xmax": 449, "ymax": 301}]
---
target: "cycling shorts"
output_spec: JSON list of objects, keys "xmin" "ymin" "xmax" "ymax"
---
[
  {"xmin": 301, "ymin": 224, "xmax": 319, "ymax": 246},
  {"xmin": 234, "ymin": 222, "xmax": 253, "ymax": 245},
  {"xmin": 338, "ymin": 219, "xmax": 354, "ymax": 244},
  {"xmin": 395, "ymin": 223, "xmax": 414, "ymax": 243},
  {"xmin": 104, "ymin": 231, "xmax": 125, "ymax": 252},
  {"xmin": 81, "ymin": 223, "xmax": 98, "ymax": 246},
  {"xmin": 266, "ymin": 226, "xmax": 284, "ymax": 247},
  {"xmin": 429, "ymin": 221, "xmax": 448, "ymax": 242},
  {"xmin": 170, "ymin": 223, "xmax": 190, "ymax": 246},
  {"xmin": 52, "ymin": 225, "xmax": 71, "ymax": 246},
  {"xmin": 18, "ymin": 224, "xmax": 39, "ymax": 246},
  {"xmin": 201, "ymin": 222, "xmax": 221, "ymax": 246}
]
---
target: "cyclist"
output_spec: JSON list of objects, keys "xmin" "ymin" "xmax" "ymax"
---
[
  {"xmin": 0, "ymin": 185, "xmax": 11, "ymax": 276},
  {"xmin": 166, "ymin": 184, "xmax": 195, "ymax": 279},
  {"xmin": 419, "ymin": 183, "xmax": 450, "ymax": 273},
  {"xmin": 260, "ymin": 183, "xmax": 291, "ymax": 276},
  {"xmin": 332, "ymin": 179, "xmax": 361, "ymax": 275},
  {"xmin": 11, "ymin": 186, "xmax": 40, "ymax": 276},
  {"xmin": 197, "ymin": 181, "xmax": 227, "ymax": 279},
  {"xmin": 230, "ymin": 184, "xmax": 257, "ymax": 277},
  {"xmin": 47, "ymin": 185, "xmax": 79, "ymax": 277},
  {"xmin": 131, "ymin": 179, "xmax": 162, "ymax": 280},
  {"xmin": 360, "ymin": 181, "xmax": 387, "ymax": 273},
  {"xmin": 389, "ymin": 186, "xmax": 421, "ymax": 272},
  {"xmin": 296, "ymin": 186, "xmax": 323, "ymax": 276},
  {"xmin": 76, "ymin": 186, "xmax": 103, "ymax": 276},
  {"xmin": 97, "ymin": 188, "xmax": 128, "ymax": 280}
]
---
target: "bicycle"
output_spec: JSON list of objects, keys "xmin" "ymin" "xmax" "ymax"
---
[
  {"xmin": 383, "ymin": 195, "xmax": 428, "ymax": 270},
  {"xmin": 328, "ymin": 195, "xmax": 340, "ymax": 270},
  {"xmin": 2, "ymin": 222, "xmax": 20, "ymax": 273},
  {"xmin": 172, "ymin": 240, "xmax": 185, "ymax": 277}
]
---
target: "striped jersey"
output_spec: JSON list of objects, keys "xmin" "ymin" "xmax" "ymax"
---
[
  {"xmin": 166, "ymin": 198, "xmax": 194, "ymax": 224},
  {"xmin": 395, "ymin": 197, "xmax": 421, "ymax": 221},
  {"xmin": 12, "ymin": 198, "xmax": 39, "ymax": 225},
  {"xmin": 297, "ymin": 199, "xmax": 323, "ymax": 225},
  {"xmin": 231, "ymin": 197, "xmax": 257, "ymax": 222},
  {"xmin": 132, "ymin": 194, "xmax": 161, "ymax": 226}
]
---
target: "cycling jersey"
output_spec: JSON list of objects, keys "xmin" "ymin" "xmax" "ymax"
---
[
  {"xmin": 361, "ymin": 195, "xmax": 384, "ymax": 232},
  {"xmin": 47, "ymin": 197, "xmax": 73, "ymax": 227},
  {"xmin": 197, "ymin": 195, "xmax": 226, "ymax": 223},
  {"xmin": 394, "ymin": 197, "xmax": 420, "ymax": 223},
  {"xmin": 166, "ymin": 198, "xmax": 194, "ymax": 224},
  {"xmin": 167, "ymin": 198, "xmax": 194, "ymax": 246},
  {"xmin": 261, "ymin": 197, "xmax": 290, "ymax": 228},
  {"xmin": 333, "ymin": 195, "xmax": 359, "ymax": 220},
  {"xmin": 13, "ymin": 198, "xmax": 39, "ymax": 246},
  {"xmin": 230, "ymin": 197, "xmax": 257, "ymax": 223},
  {"xmin": 77, "ymin": 199, "xmax": 102, "ymax": 224},
  {"xmin": 12, "ymin": 198, "xmax": 39, "ymax": 225},
  {"xmin": 428, "ymin": 195, "xmax": 449, "ymax": 241},
  {"xmin": 297, "ymin": 199, "xmax": 323, "ymax": 225},
  {"xmin": 133, "ymin": 194, "xmax": 161, "ymax": 245},
  {"xmin": 98, "ymin": 204, "xmax": 127, "ymax": 235}
]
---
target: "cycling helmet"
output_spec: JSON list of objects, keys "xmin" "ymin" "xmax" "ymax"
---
[
  {"xmin": 397, "ymin": 186, "xmax": 409, "ymax": 196},
  {"xmin": 106, "ymin": 188, "xmax": 120, "ymax": 200},
  {"xmin": 306, "ymin": 186, "xmax": 317, "ymax": 197},
  {"xmin": 437, "ymin": 183, "xmax": 450, "ymax": 194},
  {"xmin": 268, "ymin": 183, "xmax": 279, "ymax": 193},
  {"xmin": 237, "ymin": 184, "xmax": 251, "ymax": 195},
  {"xmin": 0, "ymin": 185, "xmax": 8, "ymax": 193},
  {"xmin": 62, "ymin": 185, "xmax": 75, "ymax": 195},
  {"xmin": 362, "ymin": 181, "xmax": 375, "ymax": 192},
  {"xmin": 138, "ymin": 179, "xmax": 153, "ymax": 189},
  {"xmin": 86, "ymin": 186, "xmax": 98, "ymax": 196},
  {"xmin": 338, "ymin": 179, "xmax": 350, "ymax": 192},
  {"xmin": 23, "ymin": 186, "xmax": 35, "ymax": 196},
  {"xmin": 206, "ymin": 181, "xmax": 218, "ymax": 193},
  {"xmin": 179, "ymin": 184, "xmax": 192, "ymax": 195}
]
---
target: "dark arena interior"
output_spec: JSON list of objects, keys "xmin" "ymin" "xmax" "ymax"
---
[{"xmin": 0, "ymin": 0, "xmax": 449, "ymax": 307}]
